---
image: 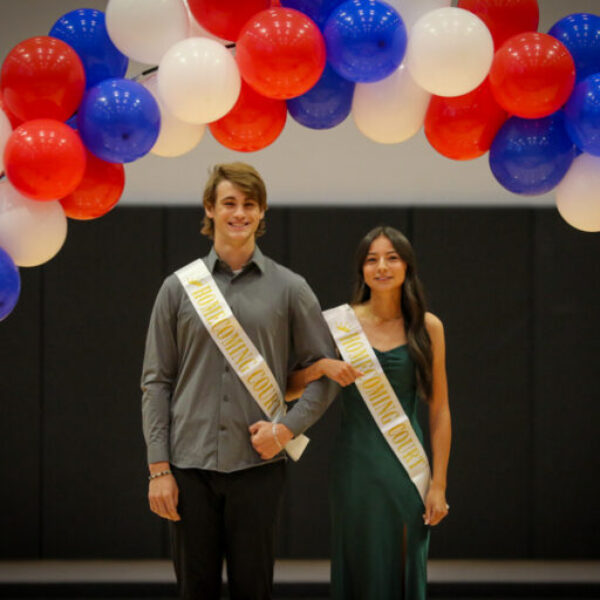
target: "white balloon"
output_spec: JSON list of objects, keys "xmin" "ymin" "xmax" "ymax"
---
[
  {"xmin": 387, "ymin": 0, "xmax": 451, "ymax": 31},
  {"xmin": 0, "ymin": 110, "xmax": 12, "ymax": 172},
  {"xmin": 106, "ymin": 0, "xmax": 189, "ymax": 65},
  {"xmin": 158, "ymin": 38, "xmax": 241, "ymax": 124},
  {"xmin": 405, "ymin": 7, "xmax": 493, "ymax": 97},
  {"xmin": 182, "ymin": 0, "xmax": 227, "ymax": 44},
  {"xmin": 0, "ymin": 182, "xmax": 67, "ymax": 267},
  {"xmin": 353, "ymin": 64, "xmax": 431, "ymax": 144},
  {"xmin": 556, "ymin": 153, "xmax": 600, "ymax": 233},
  {"xmin": 142, "ymin": 74, "xmax": 205, "ymax": 157}
]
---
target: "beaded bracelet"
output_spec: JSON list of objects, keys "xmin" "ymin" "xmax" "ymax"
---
[{"xmin": 148, "ymin": 469, "xmax": 172, "ymax": 481}]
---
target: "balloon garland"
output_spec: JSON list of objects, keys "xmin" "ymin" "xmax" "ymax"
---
[{"xmin": 1, "ymin": 0, "xmax": 600, "ymax": 322}]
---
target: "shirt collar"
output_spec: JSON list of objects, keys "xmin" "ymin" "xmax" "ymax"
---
[{"xmin": 206, "ymin": 245, "xmax": 266, "ymax": 274}]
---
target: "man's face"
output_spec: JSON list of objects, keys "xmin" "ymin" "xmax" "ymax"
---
[{"xmin": 206, "ymin": 180, "xmax": 265, "ymax": 245}]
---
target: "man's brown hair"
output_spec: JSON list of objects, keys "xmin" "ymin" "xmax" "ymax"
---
[{"xmin": 201, "ymin": 163, "xmax": 268, "ymax": 238}]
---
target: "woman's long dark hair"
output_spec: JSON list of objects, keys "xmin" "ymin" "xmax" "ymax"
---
[{"xmin": 351, "ymin": 226, "xmax": 433, "ymax": 401}]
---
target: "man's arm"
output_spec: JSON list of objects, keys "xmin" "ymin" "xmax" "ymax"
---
[
  {"xmin": 279, "ymin": 279, "xmax": 339, "ymax": 435},
  {"xmin": 250, "ymin": 279, "xmax": 339, "ymax": 459},
  {"xmin": 141, "ymin": 278, "xmax": 180, "ymax": 520}
]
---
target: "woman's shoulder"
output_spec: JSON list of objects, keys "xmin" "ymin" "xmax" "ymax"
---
[
  {"xmin": 425, "ymin": 311, "xmax": 444, "ymax": 333},
  {"xmin": 425, "ymin": 312, "xmax": 446, "ymax": 351}
]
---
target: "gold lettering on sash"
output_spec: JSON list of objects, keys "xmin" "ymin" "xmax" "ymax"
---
[
  {"xmin": 204, "ymin": 301, "xmax": 226, "ymax": 326},
  {"xmin": 373, "ymin": 400, "xmax": 400, "ymax": 424},
  {"xmin": 339, "ymin": 335, "xmax": 376, "ymax": 376},
  {"xmin": 247, "ymin": 368, "xmax": 279, "ymax": 417},
  {"xmin": 388, "ymin": 422, "xmax": 413, "ymax": 449},
  {"xmin": 340, "ymin": 335, "xmax": 371, "ymax": 365},
  {"xmin": 180, "ymin": 266, "xmax": 301, "ymax": 450},
  {"xmin": 339, "ymin": 332, "xmax": 361, "ymax": 350},
  {"xmin": 362, "ymin": 375, "xmax": 389, "ymax": 402},
  {"xmin": 354, "ymin": 358, "xmax": 375, "ymax": 376},
  {"xmin": 213, "ymin": 319, "xmax": 235, "ymax": 340},
  {"xmin": 401, "ymin": 446, "xmax": 426, "ymax": 470},
  {"xmin": 324, "ymin": 304, "xmax": 429, "ymax": 499},
  {"xmin": 189, "ymin": 280, "xmax": 214, "ymax": 304},
  {"xmin": 189, "ymin": 282, "xmax": 229, "ymax": 326},
  {"xmin": 189, "ymin": 279, "xmax": 259, "ymax": 375},
  {"xmin": 386, "ymin": 422, "xmax": 425, "ymax": 473},
  {"xmin": 227, "ymin": 339, "xmax": 254, "ymax": 373},
  {"xmin": 220, "ymin": 329, "xmax": 254, "ymax": 373},
  {"xmin": 357, "ymin": 375, "xmax": 401, "ymax": 424}
]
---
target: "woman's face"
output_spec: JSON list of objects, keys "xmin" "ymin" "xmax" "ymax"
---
[{"xmin": 362, "ymin": 235, "xmax": 407, "ymax": 293}]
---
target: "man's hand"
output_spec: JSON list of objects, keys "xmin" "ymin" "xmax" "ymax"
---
[
  {"xmin": 249, "ymin": 420, "xmax": 293, "ymax": 460},
  {"xmin": 148, "ymin": 462, "xmax": 181, "ymax": 521}
]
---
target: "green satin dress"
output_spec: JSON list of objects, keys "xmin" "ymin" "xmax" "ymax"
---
[{"xmin": 330, "ymin": 344, "xmax": 430, "ymax": 600}]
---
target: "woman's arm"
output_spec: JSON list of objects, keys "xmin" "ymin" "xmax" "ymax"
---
[
  {"xmin": 285, "ymin": 358, "xmax": 362, "ymax": 402},
  {"xmin": 423, "ymin": 312, "xmax": 452, "ymax": 526}
]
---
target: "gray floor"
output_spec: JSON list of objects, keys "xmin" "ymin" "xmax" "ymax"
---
[
  {"xmin": 1, "ymin": 559, "xmax": 600, "ymax": 584},
  {"xmin": 1, "ymin": 560, "xmax": 599, "ymax": 599}
]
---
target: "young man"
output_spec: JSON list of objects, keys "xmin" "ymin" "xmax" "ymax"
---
[{"xmin": 141, "ymin": 163, "xmax": 337, "ymax": 599}]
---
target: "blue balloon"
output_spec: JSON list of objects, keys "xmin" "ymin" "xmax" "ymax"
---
[
  {"xmin": 287, "ymin": 63, "xmax": 355, "ymax": 129},
  {"xmin": 50, "ymin": 9, "xmax": 128, "ymax": 90},
  {"xmin": 489, "ymin": 113, "xmax": 576, "ymax": 196},
  {"xmin": 548, "ymin": 13, "xmax": 600, "ymax": 83},
  {"xmin": 324, "ymin": 0, "xmax": 407, "ymax": 83},
  {"xmin": 281, "ymin": 0, "xmax": 345, "ymax": 29},
  {"xmin": 564, "ymin": 74, "xmax": 600, "ymax": 156},
  {"xmin": 0, "ymin": 247, "xmax": 20, "ymax": 321},
  {"xmin": 77, "ymin": 78, "xmax": 160, "ymax": 164}
]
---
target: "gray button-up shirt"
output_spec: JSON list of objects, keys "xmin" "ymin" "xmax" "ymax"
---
[{"xmin": 141, "ymin": 246, "xmax": 338, "ymax": 472}]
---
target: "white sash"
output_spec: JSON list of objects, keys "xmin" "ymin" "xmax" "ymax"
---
[
  {"xmin": 176, "ymin": 258, "xmax": 309, "ymax": 461},
  {"xmin": 323, "ymin": 304, "xmax": 431, "ymax": 503}
]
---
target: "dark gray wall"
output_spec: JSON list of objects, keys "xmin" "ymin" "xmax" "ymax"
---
[{"xmin": 1, "ymin": 206, "xmax": 599, "ymax": 559}]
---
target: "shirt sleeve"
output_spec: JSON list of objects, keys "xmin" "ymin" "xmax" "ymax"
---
[
  {"xmin": 279, "ymin": 278, "xmax": 339, "ymax": 436},
  {"xmin": 141, "ymin": 277, "xmax": 179, "ymax": 464}
]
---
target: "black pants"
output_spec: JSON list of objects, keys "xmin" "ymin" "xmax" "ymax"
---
[{"xmin": 170, "ymin": 461, "xmax": 286, "ymax": 600}]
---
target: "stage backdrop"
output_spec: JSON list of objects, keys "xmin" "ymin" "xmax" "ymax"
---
[{"xmin": 1, "ymin": 205, "xmax": 599, "ymax": 560}]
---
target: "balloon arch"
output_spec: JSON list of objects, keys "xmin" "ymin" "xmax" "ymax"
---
[{"xmin": 1, "ymin": 0, "xmax": 600, "ymax": 320}]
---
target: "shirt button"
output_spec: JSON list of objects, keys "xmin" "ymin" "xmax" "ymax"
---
[
  {"xmin": 220, "ymin": 425, "xmax": 226, "ymax": 431},
  {"xmin": 223, "ymin": 395, "xmax": 229, "ymax": 402},
  {"xmin": 224, "ymin": 364, "xmax": 230, "ymax": 373}
]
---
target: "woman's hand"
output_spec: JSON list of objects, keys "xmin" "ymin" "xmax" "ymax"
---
[
  {"xmin": 423, "ymin": 482, "xmax": 449, "ymax": 526},
  {"xmin": 319, "ymin": 358, "xmax": 362, "ymax": 387},
  {"xmin": 285, "ymin": 358, "xmax": 362, "ymax": 402}
]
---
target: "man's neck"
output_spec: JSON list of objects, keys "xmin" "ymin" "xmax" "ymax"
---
[{"xmin": 213, "ymin": 237, "xmax": 256, "ymax": 272}]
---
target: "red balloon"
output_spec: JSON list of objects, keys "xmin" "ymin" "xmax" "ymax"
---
[
  {"xmin": 4, "ymin": 119, "xmax": 87, "ymax": 201},
  {"xmin": 210, "ymin": 81, "xmax": 287, "ymax": 152},
  {"xmin": 0, "ymin": 94, "xmax": 22, "ymax": 129},
  {"xmin": 457, "ymin": 0, "xmax": 539, "ymax": 50},
  {"xmin": 0, "ymin": 36, "xmax": 85, "ymax": 122},
  {"xmin": 236, "ymin": 8, "xmax": 326, "ymax": 100},
  {"xmin": 425, "ymin": 79, "xmax": 508, "ymax": 160},
  {"xmin": 60, "ymin": 152, "xmax": 125, "ymax": 220},
  {"xmin": 187, "ymin": 0, "xmax": 270, "ymax": 41},
  {"xmin": 489, "ymin": 33, "xmax": 576, "ymax": 119}
]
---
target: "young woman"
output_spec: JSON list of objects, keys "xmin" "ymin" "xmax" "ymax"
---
[{"xmin": 287, "ymin": 226, "xmax": 451, "ymax": 600}]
